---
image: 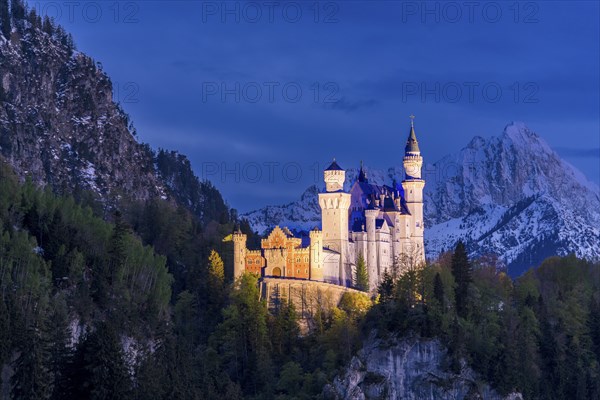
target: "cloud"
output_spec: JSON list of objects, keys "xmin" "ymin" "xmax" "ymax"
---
[
  {"xmin": 170, "ymin": 60, "xmax": 251, "ymax": 80},
  {"xmin": 555, "ymin": 147, "xmax": 600, "ymax": 158},
  {"xmin": 324, "ymin": 96, "xmax": 379, "ymax": 112}
]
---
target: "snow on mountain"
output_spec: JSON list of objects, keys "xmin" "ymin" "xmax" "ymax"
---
[
  {"xmin": 242, "ymin": 122, "xmax": 600, "ymax": 275},
  {"xmin": 243, "ymin": 185, "xmax": 322, "ymax": 235}
]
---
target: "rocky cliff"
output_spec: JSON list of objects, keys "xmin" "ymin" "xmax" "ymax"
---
[{"xmin": 325, "ymin": 335, "xmax": 523, "ymax": 400}]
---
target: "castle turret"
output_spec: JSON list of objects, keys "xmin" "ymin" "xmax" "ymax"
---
[
  {"xmin": 364, "ymin": 208, "xmax": 379, "ymax": 290},
  {"xmin": 323, "ymin": 158, "xmax": 345, "ymax": 192},
  {"xmin": 309, "ymin": 228, "xmax": 324, "ymax": 281},
  {"xmin": 232, "ymin": 229, "xmax": 247, "ymax": 280},
  {"xmin": 403, "ymin": 116, "xmax": 423, "ymax": 179},
  {"xmin": 401, "ymin": 116, "xmax": 425, "ymax": 265},
  {"xmin": 319, "ymin": 159, "xmax": 351, "ymax": 285}
]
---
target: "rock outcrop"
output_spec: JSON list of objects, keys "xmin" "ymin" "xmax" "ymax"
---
[{"xmin": 325, "ymin": 335, "xmax": 523, "ymax": 400}]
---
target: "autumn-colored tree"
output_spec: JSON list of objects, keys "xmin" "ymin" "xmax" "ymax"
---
[{"xmin": 208, "ymin": 249, "xmax": 225, "ymax": 286}]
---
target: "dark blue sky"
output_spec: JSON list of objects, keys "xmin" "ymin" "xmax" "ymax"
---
[{"xmin": 34, "ymin": 0, "xmax": 600, "ymax": 212}]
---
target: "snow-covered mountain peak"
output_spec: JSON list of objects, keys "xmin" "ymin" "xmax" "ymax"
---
[
  {"xmin": 501, "ymin": 121, "xmax": 555, "ymax": 158},
  {"xmin": 466, "ymin": 135, "xmax": 487, "ymax": 150},
  {"xmin": 503, "ymin": 120, "xmax": 536, "ymax": 141}
]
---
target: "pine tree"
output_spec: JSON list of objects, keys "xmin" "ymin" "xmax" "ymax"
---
[
  {"xmin": 0, "ymin": 0, "xmax": 9, "ymax": 39},
  {"xmin": 271, "ymin": 300, "xmax": 299, "ymax": 361},
  {"xmin": 355, "ymin": 252, "xmax": 369, "ymax": 292},
  {"xmin": 213, "ymin": 273, "xmax": 273, "ymax": 396},
  {"xmin": 10, "ymin": 0, "xmax": 25, "ymax": 21},
  {"xmin": 515, "ymin": 306, "xmax": 541, "ymax": 398},
  {"xmin": 42, "ymin": 15, "xmax": 53, "ymax": 36},
  {"xmin": 448, "ymin": 316, "xmax": 465, "ymax": 374},
  {"xmin": 94, "ymin": 210, "xmax": 129, "ymax": 308},
  {"xmin": 377, "ymin": 269, "xmax": 395, "ymax": 304},
  {"xmin": 433, "ymin": 272, "xmax": 444, "ymax": 307},
  {"xmin": 69, "ymin": 322, "xmax": 132, "ymax": 400},
  {"xmin": 11, "ymin": 321, "xmax": 53, "ymax": 400},
  {"xmin": 451, "ymin": 241, "xmax": 472, "ymax": 317},
  {"xmin": 589, "ymin": 295, "xmax": 600, "ymax": 361},
  {"xmin": 28, "ymin": 8, "xmax": 40, "ymax": 29},
  {"xmin": 173, "ymin": 290, "xmax": 198, "ymax": 344},
  {"xmin": 47, "ymin": 296, "xmax": 72, "ymax": 400},
  {"xmin": 276, "ymin": 361, "xmax": 304, "ymax": 395},
  {"xmin": 133, "ymin": 346, "xmax": 168, "ymax": 400},
  {"xmin": 0, "ymin": 298, "xmax": 10, "ymax": 366}
]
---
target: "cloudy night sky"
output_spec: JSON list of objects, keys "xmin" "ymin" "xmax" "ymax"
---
[{"xmin": 37, "ymin": 0, "xmax": 600, "ymax": 212}]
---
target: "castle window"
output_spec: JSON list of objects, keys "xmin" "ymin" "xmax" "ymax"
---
[
  {"xmin": 247, "ymin": 260, "xmax": 252, "ymax": 265},
  {"xmin": 297, "ymin": 269, "xmax": 300, "ymax": 274},
  {"xmin": 296, "ymin": 257, "xmax": 300, "ymax": 262}
]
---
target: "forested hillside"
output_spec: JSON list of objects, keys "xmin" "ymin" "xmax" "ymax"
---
[
  {"xmin": 2, "ymin": 153, "xmax": 599, "ymax": 399},
  {"xmin": 0, "ymin": 155, "xmax": 367, "ymax": 399},
  {"xmin": 360, "ymin": 246, "xmax": 600, "ymax": 399}
]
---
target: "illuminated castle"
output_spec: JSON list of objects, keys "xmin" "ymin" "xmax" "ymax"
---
[{"xmin": 233, "ymin": 118, "xmax": 425, "ymax": 290}]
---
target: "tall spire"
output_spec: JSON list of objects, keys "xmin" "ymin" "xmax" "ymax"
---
[
  {"xmin": 405, "ymin": 114, "xmax": 420, "ymax": 153},
  {"xmin": 358, "ymin": 160, "xmax": 368, "ymax": 183}
]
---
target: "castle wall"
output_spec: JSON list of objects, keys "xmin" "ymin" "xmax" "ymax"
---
[
  {"xmin": 245, "ymin": 250, "xmax": 264, "ymax": 275},
  {"xmin": 322, "ymin": 250, "xmax": 341, "ymax": 285},
  {"xmin": 289, "ymin": 248, "xmax": 310, "ymax": 279},
  {"xmin": 260, "ymin": 277, "xmax": 365, "ymax": 319},
  {"xmin": 376, "ymin": 230, "xmax": 392, "ymax": 274}
]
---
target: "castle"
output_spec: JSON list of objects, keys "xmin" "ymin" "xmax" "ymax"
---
[{"xmin": 233, "ymin": 119, "xmax": 425, "ymax": 291}]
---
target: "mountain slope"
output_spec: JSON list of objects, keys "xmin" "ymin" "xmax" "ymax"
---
[
  {"xmin": 243, "ymin": 122, "xmax": 600, "ymax": 275},
  {"xmin": 0, "ymin": 10, "xmax": 230, "ymax": 225}
]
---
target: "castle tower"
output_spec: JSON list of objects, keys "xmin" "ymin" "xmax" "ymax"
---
[
  {"xmin": 364, "ymin": 208, "xmax": 379, "ymax": 290},
  {"xmin": 232, "ymin": 228, "xmax": 247, "ymax": 280},
  {"xmin": 323, "ymin": 158, "xmax": 345, "ymax": 192},
  {"xmin": 309, "ymin": 228, "xmax": 324, "ymax": 281},
  {"xmin": 401, "ymin": 116, "xmax": 425, "ymax": 265},
  {"xmin": 319, "ymin": 159, "xmax": 351, "ymax": 285}
]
